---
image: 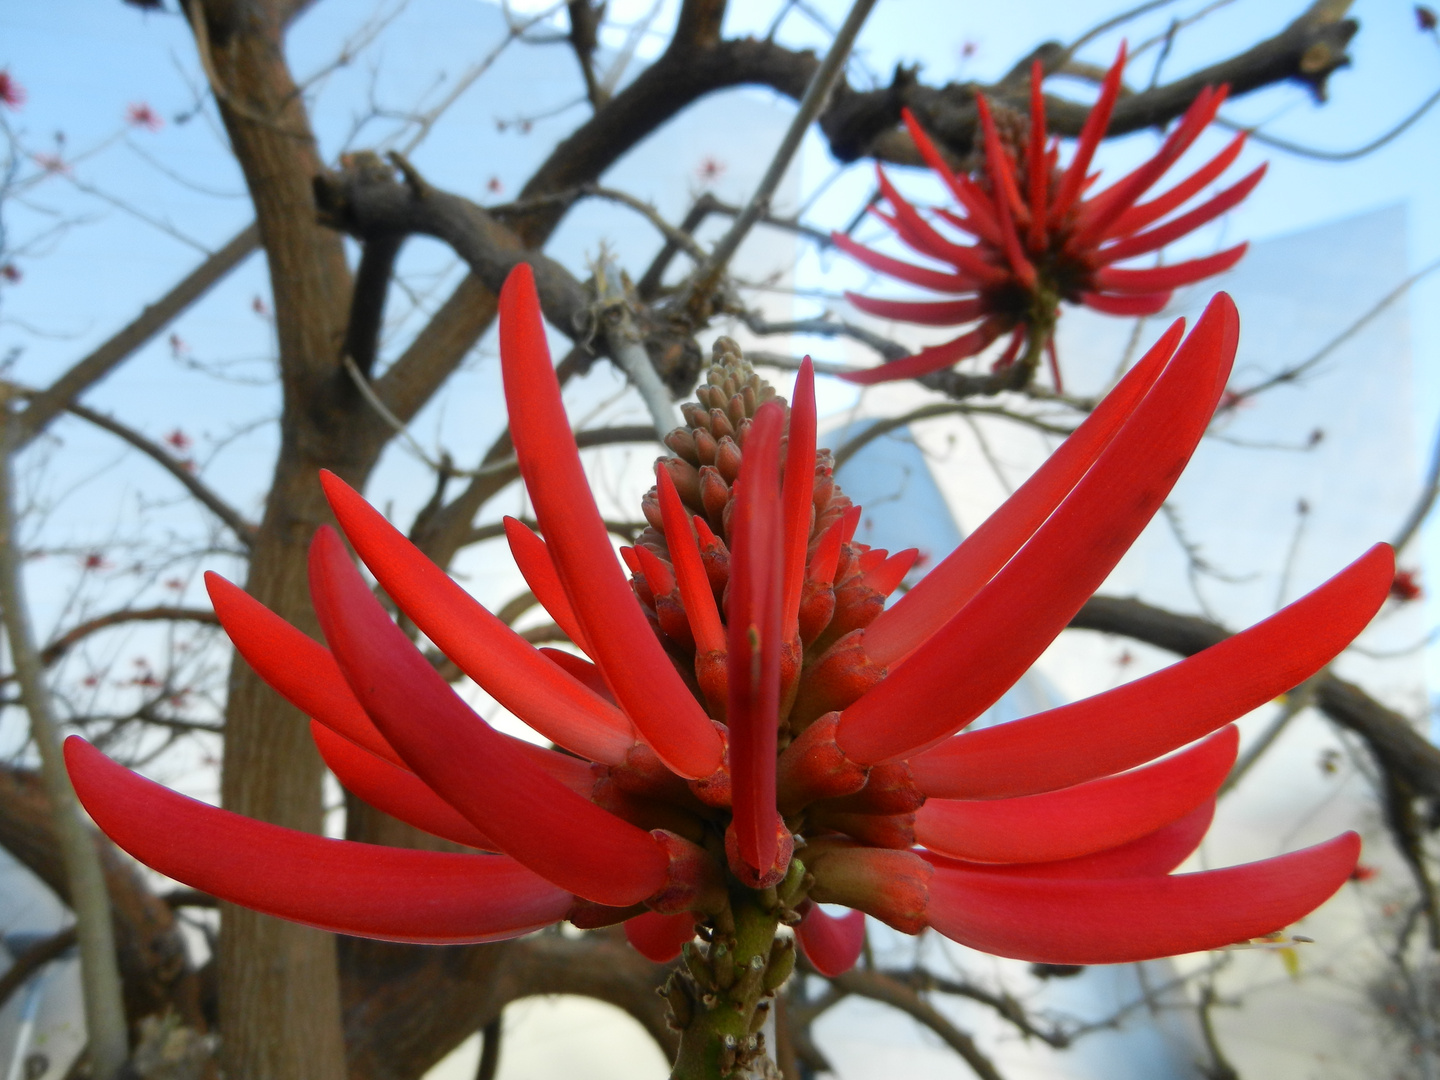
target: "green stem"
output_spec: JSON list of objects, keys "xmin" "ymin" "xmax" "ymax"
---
[{"xmin": 668, "ymin": 890, "xmax": 787, "ymax": 1080}]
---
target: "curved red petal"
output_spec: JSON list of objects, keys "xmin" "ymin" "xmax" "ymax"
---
[
  {"xmin": 796, "ymin": 906, "xmax": 866, "ymax": 977},
  {"xmin": 873, "ymin": 169, "xmax": 1008, "ymax": 284},
  {"xmin": 624, "ymin": 910, "xmax": 697, "ymax": 963},
  {"xmin": 864, "ymin": 319, "xmax": 1184, "ymax": 666},
  {"xmin": 1098, "ymin": 165, "xmax": 1265, "ymax": 264},
  {"xmin": 1049, "ymin": 43, "xmax": 1126, "ymax": 227},
  {"xmin": 727, "ymin": 403, "xmax": 787, "ymax": 874},
  {"xmin": 311, "ymin": 721, "xmax": 496, "ymax": 850},
  {"xmin": 321, "ymin": 474, "xmax": 633, "ymax": 764},
  {"xmin": 926, "ymin": 832, "xmax": 1360, "ymax": 964},
  {"xmin": 1080, "ymin": 290, "xmax": 1173, "ymax": 317},
  {"xmin": 1093, "ymin": 244, "xmax": 1247, "ymax": 295},
  {"xmin": 838, "ymin": 296, "xmax": 1239, "ymax": 764},
  {"xmin": 782, "ymin": 359, "xmax": 818, "ymax": 638},
  {"xmin": 914, "ymin": 726, "xmax": 1236, "ymax": 864},
  {"xmin": 1026, "ymin": 61, "xmax": 1049, "ymax": 251},
  {"xmin": 841, "ymin": 319, "xmax": 1008, "ymax": 385},
  {"xmin": 1074, "ymin": 85, "xmax": 1228, "ymax": 245},
  {"xmin": 924, "ymin": 799, "xmax": 1215, "ymax": 880},
  {"xmin": 829, "ymin": 232, "xmax": 979, "ymax": 294},
  {"xmin": 911, "ymin": 543, "xmax": 1393, "ymax": 798},
  {"xmin": 205, "ymin": 571, "xmax": 405, "ymax": 767},
  {"xmin": 901, "ymin": 109, "xmax": 1003, "ymax": 245},
  {"xmin": 845, "ymin": 293, "xmax": 989, "ymax": 326},
  {"xmin": 498, "ymin": 267, "xmax": 723, "ymax": 779},
  {"xmin": 656, "ymin": 468, "xmax": 725, "ymax": 653},
  {"xmin": 1108, "ymin": 132, "xmax": 1248, "ymax": 238},
  {"xmin": 65, "ymin": 737, "xmax": 573, "ymax": 944},
  {"xmin": 504, "ymin": 517, "xmax": 594, "ymax": 656},
  {"xmin": 308, "ymin": 525, "xmax": 669, "ymax": 907},
  {"xmin": 975, "ymin": 95, "xmax": 1037, "ymax": 289}
]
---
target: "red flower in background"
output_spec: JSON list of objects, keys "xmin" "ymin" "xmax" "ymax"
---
[
  {"xmin": 1391, "ymin": 567, "xmax": 1422, "ymax": 602},
  {"xmin": 68, "ymin": 271, "xmax": 1381, "ymax": 1011},
  {"xmin": 126, "ymin": 102, "xmax": 163, "ymax": 132},
  {"xmin": 0, "ymin": 70, "xmax": 25, "ymax": 111},
  {"xmin": 835, "ymin": 47, "xmax": 1262, "ymax": 388}
]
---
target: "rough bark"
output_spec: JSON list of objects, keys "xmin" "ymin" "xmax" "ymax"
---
[{"xmin": 187, "ymin": 2, "xmax": 357, "ymax": 1077}]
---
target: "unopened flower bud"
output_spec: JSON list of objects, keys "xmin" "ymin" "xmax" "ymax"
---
[{"xmin": 806, "ymin": 839, "xmax": 931, "ymax": 934}]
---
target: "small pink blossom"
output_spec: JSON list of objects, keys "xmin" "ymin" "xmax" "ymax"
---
[
  {"xmin": 696, "ymin": 156, "xmax": 725, "ymax": 185},
  {"xmin": 0, "ymin": 264, "xmax": 19, "ymax": 284},
  {"xmin": 126, "ymin": 102, "xmax": 163, "ymax": 132},
  {"xmin": 31, "ymin": 152, "xmax": 69, "ymax": 176},
  {"xmin": 0, "ymin": 70, "xmax": 25, "ymax": 111},
  {"xmin": 165, "ymin": 429, "xmax": 192, "ymax": 452}
]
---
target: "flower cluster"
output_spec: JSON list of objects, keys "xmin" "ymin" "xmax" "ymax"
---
[
  {"xmin": 67, "ymin": 268, "xmax": 1384, "ymax": 1072},
  {"xmin": 836, "ymin": 47, "xmax": 1263, "ymax": 388}
]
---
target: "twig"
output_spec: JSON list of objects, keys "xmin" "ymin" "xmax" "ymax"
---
[
  {"xmin": 61, "ymin": 400, "xmax": 257, "ymax": 548},
  {"xmin": 592, "ymin": 253, "xmax": 678, "ymax": 435},
  {"xmin": 1216, "ymin": 84, "xmax": 1440, "ymax": 162},
  {"xmin": 16, "ymin": 224, "xmax": 260, "ymax": 446},
  {"xmin": 1393, "ymin": 412, "xmax": 1440, "ymax": 555},
  {"xmin": 0, "ymin": 403, "xmax": 129, "ymax": 1080},
  {"xmin": 688, "ymin": 0, "xmax": 879, "ymax": 299},
  {"xmin": 39, "ymin": 606, "xmax": 221, "ymax": 668},
  {"xmin": 0, "ymin": 926, "xmax": 77, "ymax": 1015}
]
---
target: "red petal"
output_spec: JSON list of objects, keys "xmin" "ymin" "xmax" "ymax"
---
[
  {"xmin": 656, "ymin": 468, "xmax": 725, "ymax": 653},
  {"xmin": 1093, "ymin": 245, "xmax": 1247, "ymax": 294},
  {"xmin": 1080, "ymin": 290, "xmax": 1173, "ymax": 317},
  {"xmin": 1107, "ymin": 132, "xmax": 1248, "ymax": 238},
  {"xmin": 910, "ymin": 543, "xmax": 1392, "ymax": 798},
  {"xmin": 901, "ymin": 109, "xmax": 1003, "ymax": 245},
  {"xmin": 858, "ymin": 548, "xmax": 918, "ymax": 597},
  {"xmin": 926, "ymin": 833, "xmax": 1360, "ymax": 964},
  {"xmin": 320, "ymin": 474, "xmax": 635, "ymax": 766},
  {"xmin": 310, "ymin": 722, "xmax": 496, "ymax": 850},
  {"xmin": 975, "ymin": 96, "xmax": 1037, "ymax": 290},
  {"xmin": 308, "ymin": 526, "xmax": 669, "ymax": 907},
  {"xmin": 864, "ymin": 319, "xmax": 1184, "ymax": 666},
  {"xmin": 65, "ymin": 738, "xmax": 573, "ymax": 944},
  {"xmin": 1099, "ymin": 165, "xmax": 1265, "ymax": 263},
  {"xmin": 914, "ymin": 727, "xmax": 1235, "ymax": 864},
  {"xmin": 838, "ymin": 296, "xmax": 1239, "ymax": 765},
  {"xmin": 795, "ymin": 906, "xmax": 866, "ymax": 977},
  {"xmin": 1026, "ymin": 61, "xmax": 1049, "ymax": 251},
  {"xmin": 505, "ymin": 517, "xmax": 593, "ymax": 656},
  {"xmin": 727, "ymin": 403, "xmax": 787, "ymax": 874},
  {"xmin": 624, "ymin": 910, "xmax": 697, "ymax": 963},
  {"xmin": 782, "ymin": 359, "xmax": 818, "ymax": 638},
  {"xmin": 1049, "ymin": 44, "xmax": 1126, "ymax": 228},
  {"xmin": 925, "ymin": 800, "xmax": 1215, "ymax": 880},
  {"xmin": 1074, "ymin": 85, "xmax": 1228, "ymax": 246},
  {"xmin": 205, "ymin": 571, "xmax": 405, "ymax": 767},
  {"xmin": 841, "ymin": 318, "xmax": 1008, "ymax": 385},
  {"xmin": 830, "ymin": 232, "xmax": 980, "ymax": 294},
  {"xmin": 873, "ymin": 170, "xmax": 1009, "ymax": 284},
  {"xmin": 498, "ymin": 267, "xmax": 723, "ymax": 779},
  {"xmin": 845, "ymin": 294, "xmax": 989, "ymax": 326}
]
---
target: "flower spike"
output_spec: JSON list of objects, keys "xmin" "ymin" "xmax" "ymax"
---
[
  {"xmin": 841, "ymin": 42, "xmax": 1258, "ymax": 387},
  {"xmin": 498, "ymin": 266, "xmax": 723, "ymax": 780}
]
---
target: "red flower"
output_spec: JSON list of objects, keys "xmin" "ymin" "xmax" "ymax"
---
[
  {"xmin": 0, "ymin": 70, "xmax": 25, "ymax": 111},
  {"xmin": 164, "ymin": 429, "xmax": 192, "ymax": 452},
  {"xmin": 67, "ymin": 271, "xmax": 1382, "ymax": 1055},
  {"xmin": 0, "ymin": 264, "xmax": 19, "ymax": 284},
  {"xmin": 125, "ymin": 102, "xmax": 163, "ymax": 132},
  {"xmin": 836, "ymin": 47, "xmax": 1262, "ymax": 389},
  {"xmin": 1392, "ymin": 567, "xmax": 1422, "ymax": 602}
]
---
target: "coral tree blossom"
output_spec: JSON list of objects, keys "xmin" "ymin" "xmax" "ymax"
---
[
  {"xmin": 67, "ymin": 267, "xmax": 1383, "ymax": 1073},
  {"xmin": 835, "ymin": 47, "xmax": 1263, "ymax": 388}
]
